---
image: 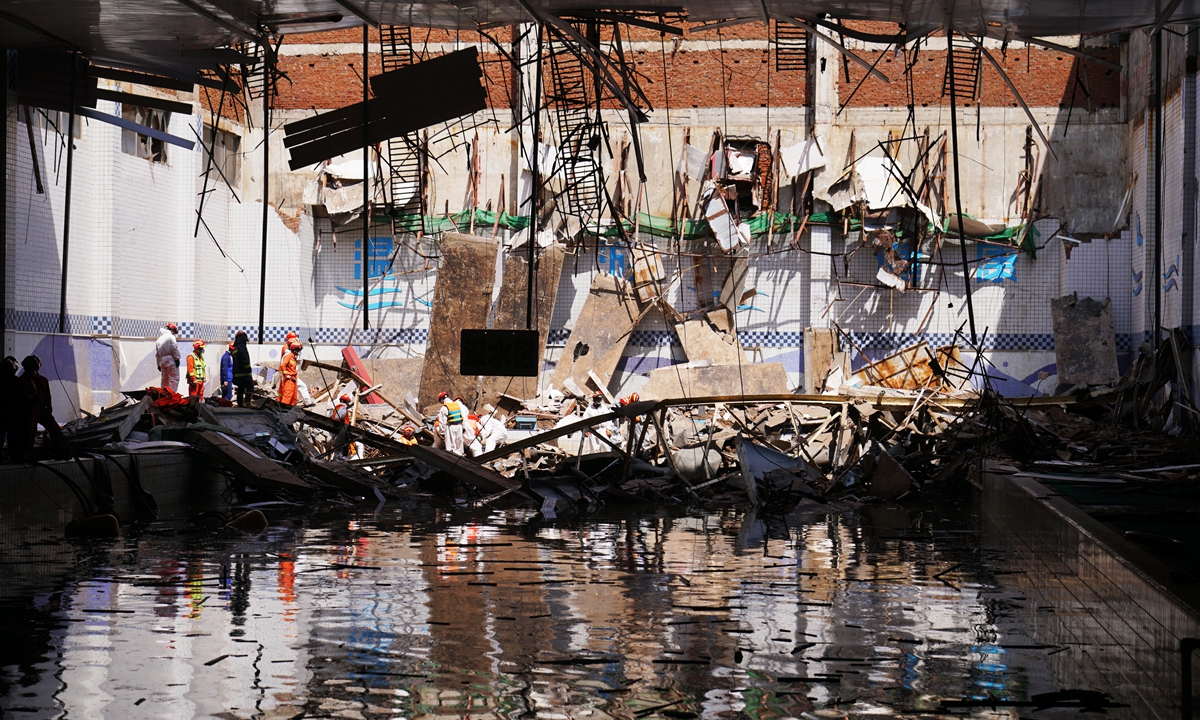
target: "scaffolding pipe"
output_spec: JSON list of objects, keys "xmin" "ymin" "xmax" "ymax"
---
[
  {"xmin": 947, "ymin": 36, "xmax": 978, "ymax": 343},
  {"xmin": 58, "ymin": 54, "xmax": 77, "ymax": 335},
  {"xmin": 362, "ymin": 23, "xmax": 371, "ymax": 331},
  {"xmin": 257, "ymin": 56, "xmax": 270, "ymax": 344}
]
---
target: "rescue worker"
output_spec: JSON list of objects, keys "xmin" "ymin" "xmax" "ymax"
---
[
  {"xmin": 436, "ymin": 391, "xmax": 466, "ymax": 456},
  {"xmin": 277, "ymin": 340, "xmax": 301, "ymax": 406},
  {"xmin": 329, "ymin": 393, "xmax": 361, "ymax": 459},
  {"xmin": 0, "ymin": 356, "xmax": 21, "ymax": 460},
  {"xmin": 399, "ymin": 425, "xmax": 418, "ymax": 446},
  {"xmin": 155, "ymin": 322, "xmax": 181, "ymax": 392},
  {"xmin": 219, "ymin": 342, "xmax": 235, "ymax": 401},
  {"xmin": 471, "ymin": 408, "xmax": 508, "ymax": 455},
  {"xmin": 17, "ymin": 355, "xmax": 66, "ymax": 459},
  {"xmin": 281, "ymin": 330, "xmax": 299, "ymax": 361},
  {"xmin": 463, "ymin": 411, "xmax": 482, "ymax": 455},
  {"xmin": 581, "ymin": 391, "xmax": 615, "ymax": 453},
  {"xmin": 232, "ymin": 330, "xmax": 254, "ymax": 406},
  {"xmin": 186, "ymin": 340, "xmax": 207, "ymax": 398}
]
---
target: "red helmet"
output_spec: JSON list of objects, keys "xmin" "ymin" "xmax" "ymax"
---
[
  {"xmin": 619, "ymin": 396, "xmax": 629, "ymax": 406},
  {"xmin": 339, "ymin": 394, "xmax": 351, "ymax": 404},
  {"xmin": 285, "ymin": 331, "xmax": 299, "ymax": 340},
  {"xmin": 628, "ymin": 392, "xmax": 639, "ymax": 403},
  {"xmin": 192, "ymin": 339, "xmax": 205, "ymax": 349},
  {"xmin": 288, "ymin": 340, "xmax": 302, "ymax": 351},
  {"xmin": 438, "ymin": 391, "xmax": 449, "ymax": 401},
  {"xmin": 228, "ymin": 342, "xmax": 235, "ymax": 351},
  {"xmin": 401, "ymin": 425, "xmax": 415, "ymax": 436},
  {"xmin": 166, "ymin": 322, "xmax": 178, "ymax": 333}
]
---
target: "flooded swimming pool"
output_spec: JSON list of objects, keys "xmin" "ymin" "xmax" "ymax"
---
[{"xmin": 0, "ymin": 498, "xmax": 1133, "ymax": 718}]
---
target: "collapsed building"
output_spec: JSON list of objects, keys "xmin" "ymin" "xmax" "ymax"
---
[{"xmin": 3, "ymin": 2, "xmax": 1200, "ymax": 717}]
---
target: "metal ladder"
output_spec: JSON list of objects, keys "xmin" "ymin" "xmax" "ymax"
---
[
  {"xmin": 942, "ymin": 33, "xmax": 982, "ymax": 101},
  {"xmin": 547, "ymin": 34, "xmax": 603, "ymax": 229},
  {"xmin": 774, "ymin": 21, "xmax": 808, "ymax": 72},
  {"xmin": 380, "ymin": 25, "xmax": 423, "ymax": 216},
  {"xmin": 240, "ymin": 41, "xmax": 276, "ymax": 100}
]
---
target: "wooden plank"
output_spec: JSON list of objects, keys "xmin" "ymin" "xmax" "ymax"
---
[
  {"xmin": 478, "ymin": 245, "xmax": 566, "ymax": 406},
  {"xmin": 549, "ymin": 274, "xmax": 639, "ymax": 397},
  {"xmin": 116, "ymin": 397, "xmax": 151, "ymax": 441},
  {"xmin": 417, "ymin": 233, "xmax": 501, "ymax": 409},
  {"xmin": 188, "ymin": 429, "xmax": 315, "ymax": 496},
  {"xmin": 407, "ymin": 444, "xmax": 520, "ymax": 494}
]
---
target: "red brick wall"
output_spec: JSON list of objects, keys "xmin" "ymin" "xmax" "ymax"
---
[{"xmin": 269, "ymin": 24, "xmax": 1118, "ymax": 112}]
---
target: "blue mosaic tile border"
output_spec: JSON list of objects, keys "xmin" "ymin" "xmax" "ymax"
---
[{"xmin": 0, "ymin": 310, "xmax": 1158, "ymax": 356}]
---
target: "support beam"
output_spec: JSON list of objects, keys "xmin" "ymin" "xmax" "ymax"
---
[
  {"xmin": 1023, "ymin": 37, "xmax": 1121, "ymax": 71},
  {"xmin": 947, "ymin": 36, "xmax": 978, "ymax": 343},
  {"xmin": 257, "ymin": 61, "xmax": 270, "ymax": 344}
]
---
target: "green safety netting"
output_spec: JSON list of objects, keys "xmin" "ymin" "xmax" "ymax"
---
[{"xmin": 353, "ymin": 208, "xmax": 1031, "ymax": 251}]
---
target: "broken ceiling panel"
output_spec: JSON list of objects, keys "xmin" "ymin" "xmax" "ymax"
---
[{"xmin": 549, "ymin": 273, "xmax": 639, "ymax": 398}]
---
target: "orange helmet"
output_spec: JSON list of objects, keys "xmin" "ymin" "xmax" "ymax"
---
[
  {"xmin": 285, "ymin": 331, "xmax": 299, "ymax": 341},
  {"xmin": 228, "ymin": 342, "xmax": 235, "ymax": 351},
  {"xmin": 192, "ymin": 339, "xmax": 205, "ymax": 349},
  {"xmin": 401, "ymin": 425, "xmax": 415, "ymax": 436},
  {"xmin": 166, "ymin": 322, "xmax": 178, "ymax": 333},
  {"xmin": 288, "ymin": 340, "xmax": 302, "ymax": 351},
  {"xmin": 628, "ymin": 392, "xmax": 639, "ymax": 403}
]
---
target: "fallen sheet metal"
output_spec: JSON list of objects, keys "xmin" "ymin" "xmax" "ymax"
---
[
  {"xmin": 187, "ymin": 429, "xmax": 315, "ymax": 496},
  {"xmin": 479, "ymin": 245, "xmax": 566, "ymax": 407},
  {"xmin": 417, "ymin": 233, "xmax": 500, "ymax": 408},
  {"xmin": 640, "ymin": 362, "xmax": 791, "ymax": 400},
  {"xmin": 549, "ymin": 274, "xmax": 639, "ymax": 398},
  {"xmin": 1051, "ymin": 294, "xmax": 1119, "ymax": 388},
  {"xmin": 676, "ymin": 319, "xmax": 743, "ymax": 365},
  {"xmin": 851, "ymin": 342, "xmax": 969, "ymax": 390},
  {"xmin": 407, "ymin": 444, "xmax": 521, "ymax": 495}
]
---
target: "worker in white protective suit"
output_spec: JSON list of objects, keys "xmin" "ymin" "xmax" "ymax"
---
[
  {"xmin": 580, "ymin": 391, "xmax": 616, "ymax": 454},
  {"xmin": 155, "ymin": 323, "xmax": 182, "ymax": 392},
  {"xmin": 468, "ymin": 407, "xmax": 508, "ymax": 456}
]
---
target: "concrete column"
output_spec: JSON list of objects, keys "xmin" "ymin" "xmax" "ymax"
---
[{"xmin": 809, "ymin": 224, "xmax": 831, "ymax": 328}]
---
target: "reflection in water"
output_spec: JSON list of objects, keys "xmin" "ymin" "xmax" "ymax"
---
[{"xmin": 0, "ymin": 500, "xmax": 1124, "ymax": 718}]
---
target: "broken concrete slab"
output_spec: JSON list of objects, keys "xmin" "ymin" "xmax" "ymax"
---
[
  {"xmin": 408, "ymin": 444, "xmax": 521, "ymax": 495},
  {"xmin": 479, "ymin": 245, "xmax": 566, "ymax": 408},
  {"xmin": 1051, "ymin": 293, "xmax": 1119, "ymax": 388},
  {"xmin": 417, "ymin": 233, "xmax": 501, "ymax": 408},
  {"xmin": 676, "ymin": 319, "xmax": 743, "ymax": 365},
  {"xmin": 674, "ymin": 446, "xmax": 722, "ymax": 479},
  {"xmin": 630, "ymin": 243, "xmax": 666, "ymax": 305},
  {"xmin": 803, "ymin": 327, "xmax": 837, "ymax": 394},
  {"xmin": 717, "ymin": 256, "xmax": 749, "ymax": 310},
  {"xmin": 639, "ymin": 362, "xmax": 791, "ymax": 401},
  {"xmin": 549, "ymin": 273, "xmax": 639, "ymax": 397},
  {"xmin": 187, "ymin": 429, "xmax": 315, "ymax": 496}
]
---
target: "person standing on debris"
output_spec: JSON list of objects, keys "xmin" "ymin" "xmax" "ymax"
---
[
  {"xmin": 17, "ymin": 355, "xmax": 66, "ymax": 459},
  {"xmin": 155, "ymin": 323, "xmax": 181, "ymax": 392},
  {"xmin": 281, "ymin": 330, "xmax": 299, "ymax": 361},
  {"xmin": 186, "ymin": 340, "xmax": 207, "ymax": 399},
  {"xmin": 437, "ymin": 391, "xmax": 466, "ymax": 456},
  {"xmin": 232, "ymin": 330, "xmax": 254, "ymax": 406},
  {"xmin": 472, "ymin": 407, "xmax": 508, "ymax": 455},
  {"xmin": 278, "ymin": 340, "xmax": 302, "ymax": 406},
  {"xmin": 399, "ymin": 425, "xmax": 418, "ymax": 446},
  {"xmin": 219, "ymin": 342, "xmax": 235, "ymax": 401},
  {"xmin": 581, "ymin": 391, "xmax": 616, "ymax": 453},
  {"xmin": 0, "ymin": 356, "xmax": 21, "ymax": 460},
  {"xmin": 330, "ymin": 393, "xmax": 362, "ymax": 459}
]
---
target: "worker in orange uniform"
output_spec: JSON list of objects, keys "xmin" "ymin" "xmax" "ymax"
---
[
  {"xmin": 277, "ymin": 340, "xmax": 302, "ymax": 406},
  {"xmin": 281, "ymin": 330, "xmax": 299, "ymax": 361},
  {"xmin": 329, "ymin": 393, "xmax": 361, "ymax": 459},
  {"xmin": 399, "ymin": 425, "xmax": 418, "ymax": 446},
  {"xmin": 186, "ymin": 340, "xmax": 207, "ymax": 398}
]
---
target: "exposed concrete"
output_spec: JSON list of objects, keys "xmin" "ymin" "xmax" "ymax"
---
[
  {"xmin": 676, "ymin": 319, "xmax": 743, "ymax": 365},
  {"xmin": 1050, "ymin": 294, "xmax": 1119, "ymax": 387},
  {"xmin": 640, "ymin": 361, "xmax": 791, "ymax": 400},
  {"xmin": 548, "ymin": 273, "xmax": 639, "ymax": 396}
]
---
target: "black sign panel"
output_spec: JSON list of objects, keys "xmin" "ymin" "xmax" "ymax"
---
[{"xmin": 459, "ymin": 329, "xmax": 540, "ymax": 377}]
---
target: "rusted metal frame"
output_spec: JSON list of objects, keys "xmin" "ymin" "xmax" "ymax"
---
[
  {"xmin": 564, "ymin": 10, "xmax": 682, "ymax": 36},
  {"xmin": 473, "ymin": 409, "xmax": 625, "ymax": 463},
  {"xmin": 808, "ymin": 16, "xmax": 906, "ymax": 44}
]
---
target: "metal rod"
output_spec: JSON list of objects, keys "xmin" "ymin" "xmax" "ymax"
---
[
  {"xmin": 1, "ymin": 47, "xmax": 6, "ymax": 350},
  {"xmin": 58, "ymin": 55, "xmax": 77, "ymax": 335},
  {"xmin": 527, "ymin": 23, "xmax": 542, "ymax": 330},
  {"xmin": 947, "ymin": 35, "xmax": 978, "ymax": 343},
  {"xmin": 362, "ymin": 23, "xmax": 371, "ymax": 331},
  {"xmin": 257, "ymin": 55, "xmax": 270, "ymax": 344},
  {"xmin": 1154, "ymin": 27, "xmax": 1164, "ymax": 349}
]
